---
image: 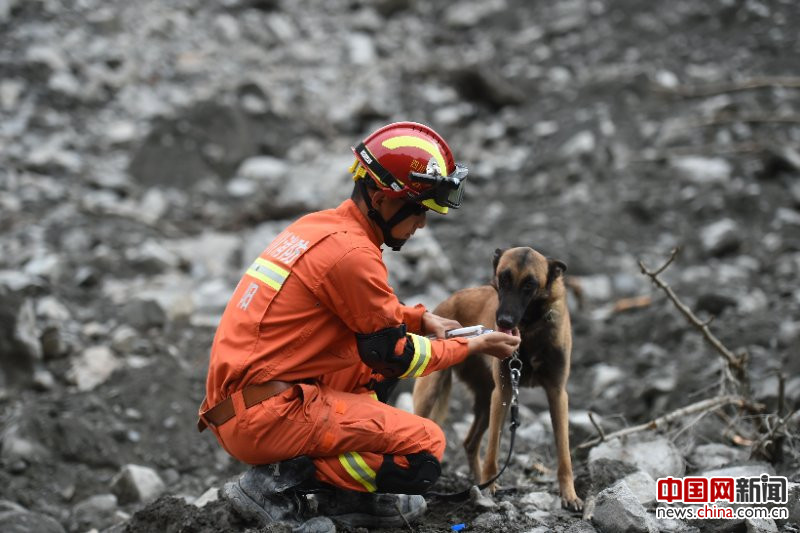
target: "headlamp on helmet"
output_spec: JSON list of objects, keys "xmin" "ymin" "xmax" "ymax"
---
[{"xmin": 408, "ymin": 157, "xmax": 468, "ymax": 210}]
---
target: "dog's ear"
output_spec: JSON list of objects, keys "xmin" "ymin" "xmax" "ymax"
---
[
  {"xmin": 546, "ymin": 259, "xmax": 567, "ymax": 288},
  {"xmin": 493, "ymin": 248, "xmax": 505, "ymax": 274}
]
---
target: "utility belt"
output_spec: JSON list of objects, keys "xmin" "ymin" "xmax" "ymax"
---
[{"xmin": 197, "ymin": 380, "xmax": 293, "ymax": 432}]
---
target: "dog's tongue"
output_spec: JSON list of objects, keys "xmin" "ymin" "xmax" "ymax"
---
[{"xmin": 498, "ymin": 328, "xmax": 513, "ymax": 335}]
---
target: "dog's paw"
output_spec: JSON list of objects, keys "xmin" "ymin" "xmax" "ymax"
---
[{"xmin": 561, "ymin": 494, "xmax": 583, "ymax": 512}]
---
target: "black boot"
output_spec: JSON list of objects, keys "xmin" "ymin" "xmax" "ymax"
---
[
  {"xmin": 308, "ymin": 487, "xmax": 427, "ymax": 529},
  {"xmin": 223, "ymin": 457, "xmax": 335, "ymax": 533}
]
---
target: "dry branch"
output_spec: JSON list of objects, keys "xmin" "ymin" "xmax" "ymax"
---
[
  {"xmin": 611, "ymin": 295, "xmax": 652, "ymax": 314},
  {"xmin": 681, "ymin": 114, "xmax": 800, "ymax": 130},
  {"xmin": 751, "ymin": 408, "xmax": 800, "ymax": 463},
  {"xmin": 655, "ymin": 76, "xmax": 800, "ymax": 98},
  {"xmin": 638, "ymin": 249, "xmax": 747, "ymax": 382},
  {"xmin": 627, "ymin": 142, "xmax": 771, "ymax": 165},
  {"xmin": 581, "ymin": 249, "xmax": 760, "ymax": 452},
  {"xmin": 578, "ymin": 395, "xmax": 748, "ymax": 450},
  {"xmin": 588, "ymin": 411, "xmax": 605, "ymax": 442}
]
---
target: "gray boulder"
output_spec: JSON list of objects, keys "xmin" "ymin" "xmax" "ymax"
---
[
  {"xmin": 111, "ymin": 464, "xmax": 166, "ymax": 504},
  {"xmin": 589, "ymin": 437, "xmax": 685, "ymax": 480},
  {"xmin": 592, "ymin": 482, "xmax": 658, "ymax": 533},
  {"xmin": 688, "ymin": 443, "xmax": 748, "ymax": 472},
  {"xmin": 70, "ymin": 494, "xmax": 119, "ymax": 532}
]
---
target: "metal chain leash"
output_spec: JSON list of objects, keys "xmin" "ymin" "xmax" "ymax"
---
[
  {"xmin": 427, "ymin": 347, "xmax": 523, "ymax": 501},
  {"xmin": 508, "ymin": 349, "xmax": 522, "ymax": 427}
]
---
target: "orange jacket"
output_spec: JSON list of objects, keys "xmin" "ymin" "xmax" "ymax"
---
[{"xmin": 205, "ymin": 199, "xmax": 469, "ymax": 406}]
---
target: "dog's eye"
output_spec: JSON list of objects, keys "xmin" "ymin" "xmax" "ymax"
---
[{"xmin": 524, "ymin": 281, "xmax": 537, "ymax": 292}]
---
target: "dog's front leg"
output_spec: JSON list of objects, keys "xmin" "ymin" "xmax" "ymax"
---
[
  {"xmin": 480, "ymin": 370, "xmax": 512, "ymax": 492},
  {"xmin": 544, "ymin": 385, "xmax": 583, "ymax": 511}
]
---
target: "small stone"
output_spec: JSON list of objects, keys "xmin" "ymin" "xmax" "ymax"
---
[
  {"xmin": 68, "ymin": 346, "xmax": 121, "ymax": 391},
  {"xmin": 193, "ymin": 487, "xmax": 219, "ymax": 507},
  {"xmin": 670, "ymin": 156, "xmax": 732, "ymax": 184},
  {"xmin": 700, "ymin": 219, "xmax": 741, "ymax": 256}
]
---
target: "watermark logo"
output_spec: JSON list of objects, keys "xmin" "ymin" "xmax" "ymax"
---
[
  {"xmin": 657, "ymin": 475, "xmax": 788, "ymax": 505},
  {"xmin": 656, "ymin": 475, "xmax": 790, "ymax": 521}
]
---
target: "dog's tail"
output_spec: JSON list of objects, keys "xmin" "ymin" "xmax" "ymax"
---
[
  {"xmin": 412, "ymin": 368, "xmax": 453, "ymax": 426},
  {"xmin": 564, "ymin": 276, "xmax": 585, "ymax": 311}
]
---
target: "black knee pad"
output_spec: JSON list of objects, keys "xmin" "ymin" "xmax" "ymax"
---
[{"xmin": 375, "ymin": 452, "xmax": 441, "ymax": 494}]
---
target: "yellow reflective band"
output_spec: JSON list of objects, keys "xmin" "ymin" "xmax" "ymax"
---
[
  {"xmin": 414, "ymin": 335, "xmax": 432, "ymax": 376},
  {"xmin": 381, "ymin": 135, "xmax": 448, "ymax": 177},
  {"xmin": 399, "ymin": 335, "xmax": 421, "ymax": 379},
  {"xmin": 399, "ymin": 334, "xmax": 432, "ymax": 379},
  {"xmin": 338, "ymin": 452, "xmax": 377, "ymax": 492},
  {"xmin": 255, "ymin": 257, "xmax": 289, "ymax": 277},
  {"xmin": 245, "ymin": 257, "xmax": 289, "ymax": 291},
  {"xmin": 422, "ymin": 198, "xmax": 448, "ymax": 215}
]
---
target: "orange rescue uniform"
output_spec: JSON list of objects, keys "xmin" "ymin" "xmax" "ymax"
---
[{"xmin": 200, "ymin": 199, "xmax": 469, "ymax": 492}]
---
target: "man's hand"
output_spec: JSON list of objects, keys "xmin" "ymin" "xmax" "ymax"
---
[
  {"xmin": 421, "ymin": 311, "xmax": 462, "ymax": 339},
  {"xmin": 467, "ymin": 331, "xmax": 520, "ymax": 360}
]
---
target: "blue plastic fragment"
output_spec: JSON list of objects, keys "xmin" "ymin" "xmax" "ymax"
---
[{"xmin": 451, "ymin": 524, "xmax": 466, "ymax": 532}]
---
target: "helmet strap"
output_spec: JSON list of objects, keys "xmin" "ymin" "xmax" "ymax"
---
[{"xmin": 358, "ymin": 179, "xmax": 417, "ymax": 251}]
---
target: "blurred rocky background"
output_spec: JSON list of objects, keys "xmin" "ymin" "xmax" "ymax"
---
[{"xmin": 1, "ymin": 0, "xmax": 799, "ymax": 531}]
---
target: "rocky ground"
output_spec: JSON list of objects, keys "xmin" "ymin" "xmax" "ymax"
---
[{"xmin": 1, "ymin": 0, "xmax": 800, "ymax": 532}]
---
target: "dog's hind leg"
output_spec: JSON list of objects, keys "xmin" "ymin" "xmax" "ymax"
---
[
  {"xmin": 544, "ymin": 384, "xmax": 583, "ymax": 511},
  {"xmin": 462, "ymin": 385, "xmax": 491, "ymax": 482},
  {"xmin": 480, "ymin": 373, "xmax": 512, "ymax": 491},
  {"xmin": 412, "ymin": 369, "xmax": 452, "ymax": 425},
  {"xmin": 428, "ymin": 370, "xmax": 452, "ymax": 426}
]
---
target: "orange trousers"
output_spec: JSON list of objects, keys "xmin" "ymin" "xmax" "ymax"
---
[{"xmin": 209, "ymin": 382, "xmax": 445, "ymax": 493}]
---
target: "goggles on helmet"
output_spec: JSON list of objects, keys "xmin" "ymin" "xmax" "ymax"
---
[{"xmin": 353, "ymin": 142, "xmax": 468, "ymax": 210}]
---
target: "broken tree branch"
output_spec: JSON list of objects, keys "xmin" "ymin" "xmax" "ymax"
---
[
  {"xmin": 588, "ymin": 411, "xmax": 605, "ymax": 442},
  {"xmin": 579, "ymin": 395, "xmax": 749, "ymax": 450},
  {"xmin": 751, "ymin": 408, "xmax": 800, "ymax": 463},
  {"xmin": 654, "ymin": 76, "xmax": 800, "ymax": 98},
  {"xmin": 638, "ymin": 249, "xmax": 747, "ymax": 381},
  {"xmin": 675, "ymin": 113, "xmax": 800, "ymax": 131},
  {"xmin": 626, "ymin": 141, "xmax": 772, "ymax": 165}
]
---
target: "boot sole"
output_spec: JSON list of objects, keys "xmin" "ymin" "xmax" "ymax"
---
[{"xmin": 328, "ymin": 499, "xmax": 427, "ymax": 529}]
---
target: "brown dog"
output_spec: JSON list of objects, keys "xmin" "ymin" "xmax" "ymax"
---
[{"xmin": 413, "ymin": 246, "xmax": 583, "ymax": 511}]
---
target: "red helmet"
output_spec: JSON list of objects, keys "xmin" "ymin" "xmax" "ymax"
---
[{"xmin": 351, "ymin": 122, "xmax": 468, "ymax": 215}]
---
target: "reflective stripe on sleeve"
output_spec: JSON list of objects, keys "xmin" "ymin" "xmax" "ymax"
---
[
  {"xmin": 399, "ymin": 333, "xmax": 432, "ymax": 379},
  {"xmin": 338, "ymin": 452, "xmax": 377, "ymax": 492},
  {"xmin": 245, "ymin": 257, "xmax": 289, "ymax": 291}
]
